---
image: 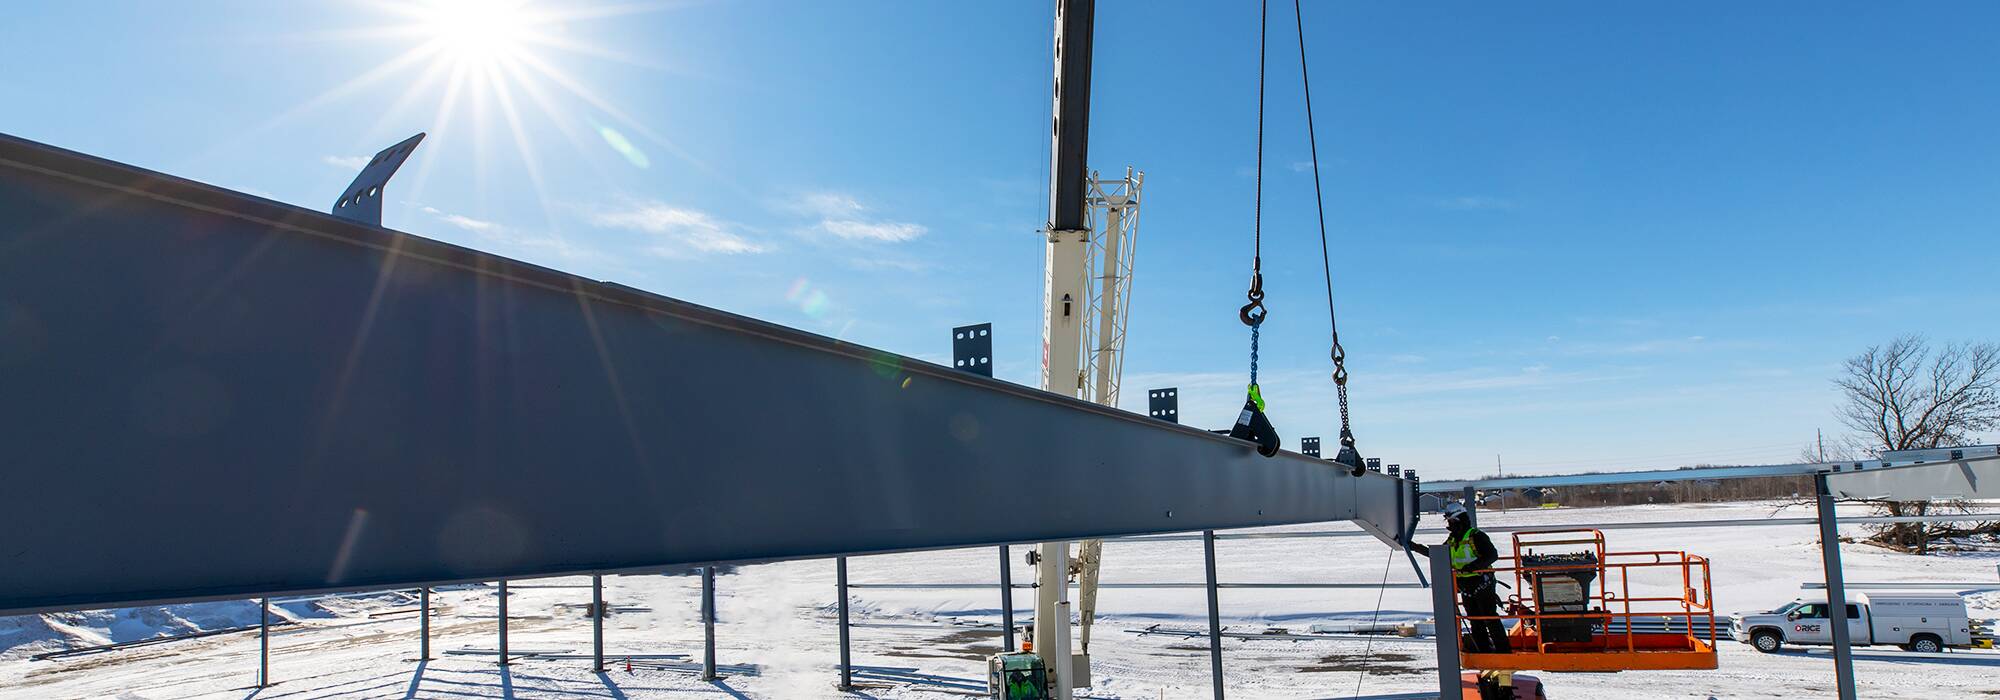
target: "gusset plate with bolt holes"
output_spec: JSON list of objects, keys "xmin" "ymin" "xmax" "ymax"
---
[
  {"xmin": 1301, "ymin": 437, "xmax": 1321, "ymax": 458},
  {"xmin": 331, "ymin": 133, "xmax": 424, "ymax": 227},
  {"xmin": 951, "ymin": 323, "xmax": 993, "ymax": 377},
  {"xmin": 1148, "ymin": 388, "xmax": 1179, "ymax": 423}
]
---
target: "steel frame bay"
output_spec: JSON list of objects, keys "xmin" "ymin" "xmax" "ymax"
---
[{"xmin": 0, "ymin": 133, "xmax": 1410, "ymax": 615}]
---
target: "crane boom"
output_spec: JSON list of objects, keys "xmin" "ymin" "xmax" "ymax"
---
[{"xmin": 1031, "ymin": 1, "xmax": 1100, "ymax": 696}]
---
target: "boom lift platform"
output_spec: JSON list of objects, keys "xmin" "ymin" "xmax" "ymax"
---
[{"xmin": 1456, "ymin": 529, "xmax": 1719, "ymax": 673}]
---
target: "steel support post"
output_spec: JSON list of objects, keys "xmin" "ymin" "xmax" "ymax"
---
[
  {"xmin": 1202, "ymin": 530, "xmax": 1224, "ymax": 700},
  {"xmin": 1430, "ymin": 549, "xmax": 1459, "ymax": 697},
  {"xmin": 592, "ymin": 574, "xmax": 605, "ymax": 673},
  {"xmin": 497, "ymin": 580, "xmax": 509, "ymax": 666},
  {"xmin": 1461, "ymin": 486, "xmax": 1478, "ymax": 528},
  {"xmin": 258, "ymin": 597, "xmax": 270, "ymax": 687},
  {"xmin": 837, "ymin": 558, "xmax": 853, "ymax": 690},
  {"xmin": 701, "ymin": 567, "xmax": 717, "ymax": 681},
  {"xmin": 419, "ymin": 587, "xmax": 431, "ymax": 660},
  {"xmin": 1000, "ymin": 545, "xmax": 1016, "ymax": 652},
  {"xmin": 1816, "ymin": 474, "xmax": 1858, "ymax": 700}
]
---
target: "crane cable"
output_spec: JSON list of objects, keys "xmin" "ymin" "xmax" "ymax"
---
[
  {"xmin": 1351, "ymin": 547, "xmax": 1398, "ymax": 699},
  {"xmin": 1230, "ymin": 0, "xmax": 1281, "ymax": 457},
  {"xmin": 1292, "ymin": 0, "xmax": 1365, "ymax": 477},
  {"xmin": 1238, "ymin": 0, "xmax": 1269, "ymax": 355},
  {"xmin": 1286, "ymin": 2, "xmax": 1391, "ymax": 691}
]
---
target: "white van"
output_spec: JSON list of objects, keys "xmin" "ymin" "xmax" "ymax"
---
[{"xmin": 1730, "ymin": 592, "xmax": 1973, "ymax": 653}]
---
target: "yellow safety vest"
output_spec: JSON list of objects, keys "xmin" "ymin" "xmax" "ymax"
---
[{"xmin": 1448, "ymin": 528, "xmax": 1484, "ymax": 578}]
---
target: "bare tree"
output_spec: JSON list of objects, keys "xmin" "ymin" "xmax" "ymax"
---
[
  {"xmin": 1831, "ymin": 335, "xmax": 2000, "ymax": 553},
  {"xmin": 1835, "ymin": 335, "xmax": 2000, "ymax": 451}
]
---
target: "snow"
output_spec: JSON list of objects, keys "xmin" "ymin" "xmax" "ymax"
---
[{"xmin": 2, "ymin": 501, "xmax": 1996, "ymax": 699}]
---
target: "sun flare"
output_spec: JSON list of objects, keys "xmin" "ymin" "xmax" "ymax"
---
[
  {"xmin": 259, "ymin": 0, "xmax": 700, "ymax": 227},
  {"xmin": 418, "ymin": 0, "xmax": 535, "ymax": 65}
]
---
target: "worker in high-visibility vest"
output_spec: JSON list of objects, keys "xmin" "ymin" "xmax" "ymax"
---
[{"xmin": 1411, "ymin": 501, "xmax": 1510, "ymax": 653}]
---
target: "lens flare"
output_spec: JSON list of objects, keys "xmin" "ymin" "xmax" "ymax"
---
[
  {"xmin": 594, "ymin": 122, "xmax": 651, "ymax": 168},
  {"xmin": 786, "ymin": 277, "xmax": 831, "ymax": 319}
]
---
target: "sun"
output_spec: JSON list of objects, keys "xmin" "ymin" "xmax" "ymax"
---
[
  {"xmin": 418, "ymin": 0, "xmax": 536, "ymax": 65},
  {"xmin": 255, "ymin": 0, "xmax": 703, "ymax": 226}
]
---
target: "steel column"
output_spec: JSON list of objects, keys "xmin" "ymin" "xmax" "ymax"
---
[
  {"xmin": 701, "ymin": 567, "xmax": 717, "ymax": 681},
  {"xmin": 1430, "ymin": 549, "xmax": 1459, "ymax": 697},
  {"xmin": 497, "ymin": 580, "xmax": 509, "ymax": 666},
  {"xmin": 592, "ymin": 574, "xmax": 605, "ymax": 672},
  {"xmin": 419, "ymin": 587, "xmax": 431, "ymax": 660},
  {"xmin": 1202, "ymin": 530, "xmax": 1224, "ymax": 700},
  {"xmin": 999, "ymin": 545, "xmax": 1016, "ymax": 652},
  {"xmin": 1461, "ymin": 486, "xmax": 1477, "ymax": 528},
  {"xmin": 258, "ymin": 597, "xmax": 270, "ymax": 687},
  {"xmin": 1816, "ymin": 474, "xmax": 1858, "ymax": 700},
  {"xmin": 837, "ymin": 558, "xmax": 853, "ymax": 690}
]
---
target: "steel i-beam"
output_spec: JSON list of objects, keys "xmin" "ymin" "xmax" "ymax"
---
[{"xmin": 0, "ymin": 133, "xmax": 1411, "ymax": 615}]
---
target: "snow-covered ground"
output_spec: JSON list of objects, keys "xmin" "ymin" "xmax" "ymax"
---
[{"xmin": 3, "ymin": 501, "xmax": 1996, "ymax": 699}]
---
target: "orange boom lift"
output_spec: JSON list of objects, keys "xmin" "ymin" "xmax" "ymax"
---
[{"xmin": 1455, "ymin": 529, "xmax": 1719, "ymax": 673}]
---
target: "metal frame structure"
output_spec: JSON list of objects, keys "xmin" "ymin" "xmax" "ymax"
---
[
  {"xmin": 834, "ymin": 529, "xmax": 1431, "ymax": 699},
  {"xmin": 1078, "ymin": 168, "xmax": 1142, "ymax": 408}
]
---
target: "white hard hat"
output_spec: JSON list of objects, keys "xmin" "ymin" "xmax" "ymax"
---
[{"xmin": 1441, "ymin": 502, "xmax": 1469, "ymax": 519}]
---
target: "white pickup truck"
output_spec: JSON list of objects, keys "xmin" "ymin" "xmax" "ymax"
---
[{"xmin": 1730, "ymin": 592, "xmax": 1972, "ymax": 654}]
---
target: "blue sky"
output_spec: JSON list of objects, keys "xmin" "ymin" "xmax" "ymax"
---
[{"xmin": 6, "ymin": 1, "xmax": 1998, "ymax": 479}]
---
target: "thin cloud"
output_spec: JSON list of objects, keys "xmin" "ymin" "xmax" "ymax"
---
[
  {"xmin": 417, "ymin": 205, "xmax": 605, "ymax": 265},
  {"xmin": 822, "ymin": 219, "xmax": 926, "ymax": 242},
  {"xmin": 1433, "ymin": 195, "xmax": 1516, "ymax": 211},
  {"xmin": 588, "ymin": 199, "xmax": 770, "ymax": 256},
  {"xmin": 1556, "ymin": 336, "xmax": 1737, "ymax": 357},
  {"xmin": 786, "ymin": 191, "xmax": 928, "ymax": 243},
  {"xmin": 844, "ymin": 256, "xmax": 934, "ymax": 272},
  {"xmin": 421, "ymin": 206, "xmax": 496, "ymax": 232},
  {"xmin": 323, "ymin": 155, "xmax": 370, "ymax": 171},
  {"xmin": 1367, "ymin": 366, "xmax": 1624, "ymax": 397},
  {"xmin": 795, "ymin": 192, "xmax": 865, "ymax": 218}
]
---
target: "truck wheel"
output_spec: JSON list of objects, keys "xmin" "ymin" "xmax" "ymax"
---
[
  {"xmin": 1751, "ymin": 630, "xmax": 1783, "ymax": 653},
  {"xmin": 1908, "ymin": 634, "xmax": 1943, "ymax": 654}
]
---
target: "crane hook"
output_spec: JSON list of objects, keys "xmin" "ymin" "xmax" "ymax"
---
[{"xmin": 1239, "ymin": 273, "xmax": 1267, "ymax": 327}]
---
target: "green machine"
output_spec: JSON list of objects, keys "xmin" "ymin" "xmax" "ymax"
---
[{"xmin": 987, "ymin": 652, "xmax": 1051, "ymax": 700}]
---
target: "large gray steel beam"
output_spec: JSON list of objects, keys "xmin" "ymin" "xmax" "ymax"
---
[
  {"xmin": 1423, "ymin": 462, "xmax": 1843, "ymax": 492},
  {"xmin": 1427, "ymin": 453, "xmax": 1999, "ymax": 494},
  {"xmin": 1825, "ymin": 454, "xmax": 2000, "ymax": 500},
  {"xmin": 0, "ymin": 133, "xmax": 1405, "ymax": 615}
]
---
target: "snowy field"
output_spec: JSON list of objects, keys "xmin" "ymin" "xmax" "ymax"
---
[{"xmin": 3, "ymin": 501, "xmax": 1997, "ymax": 699}]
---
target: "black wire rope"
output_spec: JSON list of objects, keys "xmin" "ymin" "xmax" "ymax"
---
[{"xmin": 1292, "ymin": 0, "xmax": 1359, "ymax": 461}]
